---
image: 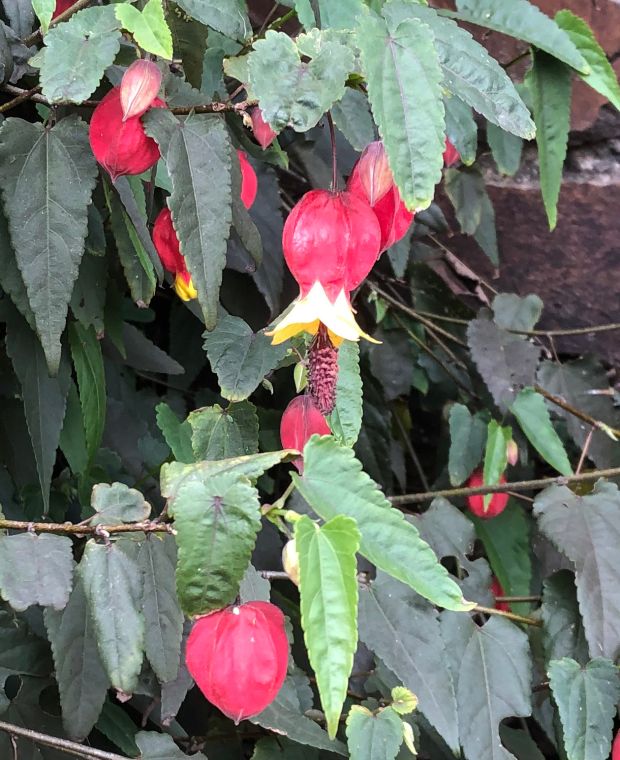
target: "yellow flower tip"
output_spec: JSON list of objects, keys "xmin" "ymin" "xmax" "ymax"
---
[
  {"xmin": 173, "ymin": 273, "xmax": 197, "ymax": 301},
  {"xmin": 266, "ymin": 282, "xmax": 379, "ymax": 345}
]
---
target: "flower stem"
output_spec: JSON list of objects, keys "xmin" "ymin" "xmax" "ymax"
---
[{"xmin": 326, "ymin": 111, "xmax": 338, "ymax": 192}]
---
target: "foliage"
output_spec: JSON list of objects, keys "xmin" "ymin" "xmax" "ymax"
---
[{"xmin": 0, "ymin": 0, "xmax": 617, "ymax": 758}]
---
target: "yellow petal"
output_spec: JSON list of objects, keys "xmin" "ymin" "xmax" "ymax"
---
[{"xmin": 174, "ymin": 274, "xmax": 197, "ymax": 301}]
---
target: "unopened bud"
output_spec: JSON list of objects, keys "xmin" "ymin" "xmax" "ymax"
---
[
  {"xmin": 443, "ymin": 138, "xmax": 461, "ymax": 168},
  {"xmin": 282, "ymin": 539, "xmax": 300, "ymax": 586},
  {"xmin": 506, "ymin": 439, "xmax": 519, "ymax": 466},
  {"xmin": 249, "ymin": 107, "xmax": 277, "ymax": 150},
  {"xmin": 120, "ymin": 60, "xmax": 162, "ymax": 122},
  {"xmin": 356, "ymin": 141, "xmax": 394, "ymax": 206}
]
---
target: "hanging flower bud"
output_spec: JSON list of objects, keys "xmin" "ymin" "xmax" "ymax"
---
[
  {"xmin": 443, "ymin": 138, "xmax": 461, "ymax": 168},
  {"xmin": 353, "ymin": 141, "xmax": 394, "ymax": 205},
  {"xmin": 185, "ymin": 602, "xmax": 288, "ymax": 723},
  {"xmin": 612, "ymin": 731, "xmax": 620, "ymax": 760},
  {"xmin": 506, "ymin": 439, "xmax": 519, "ymax": 467},
  {"xmin": 89, "ymin": 87, "xmax": 165, "ymax": 181},
  {"xmin": 120, "ymin": 59, "xmax": 162, "ymax": 121},
  {"xmin": 280, "ymin": 395, "xmax": 330, "ymax": 472},
  {"xmin": 238, "ymin": 150, "xmax": 257, "ymax": 210},
  {"xmin": 490, "ymin": 576, "xmax": 509, "ymax": 612},
  {"xmin": 267, "ymin": 189, "xmax": 381, "ymax": 346},
  {"xmin": 249, "ymin": 107, "xmax": 277, "ymax": 150},
  {"xmin": 466, "ymin": 469, "xmax": 509, "ymax": 519},
  {"xmin": 307, "ymin": 324, "xmax": 339, "ymax": 415},
  {"xmin": 52, "ymin": 0, "xmax": 73, "ymax": 18},
  {"xmin": 152, "ymin": 208, "xmax": 197, "ymax": 301},
  {"xmin": 282, "ymin": 539, "xmax": 300, "ymax": 586}
]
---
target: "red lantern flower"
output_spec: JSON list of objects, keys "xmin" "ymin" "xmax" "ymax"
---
[
  {"xmin": 249, "ymin": 107, "xmax": 276, "ymax": 150},
  {"xmin": 612, "ymin": 730, "xmax": 620, "ymax": 760},
  {"xmin": 238, "ymin": 150, "xmax": 257, "ymax": 210},
  {"xmin": 347, "ymin": 141, "xmax": 414, "ymax": 253},
  {"xmin": 466, "ymin": 469, "xmax": 509, "ymax": 519},
  {"xmin": 185, "ymin": 601, "xmax": 288, "ymax": 723},
  {"xmin": 280, "ymin": 395, "xmax": 330, "ymax": 471},
  {"xmin": 443, "ymin": 138, "xmax": 461, "ymax": 168},
  {"xmin": 267, "ymin": 189, "xmax": 381, "ymax": 346},
  {"xmin": 120, "ymin": 59, "xmax": 162, "ymax": 121},
  {"xmin": 152, "ymin": 208, "xmax": 197, "ymax": 301},
  {"xmin": 52, "ymin": 0, "xmax": 73, "ymax": 19},
  {"xmin": 490, "ymin": 576, "xmax": 509, "ymax": 612},
  {"xmin": 89, "ymin": 87, "xmax": 165, "ymax": 181}
]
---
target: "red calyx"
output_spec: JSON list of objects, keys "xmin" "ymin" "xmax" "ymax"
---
[
  {"xmin": 282, "ymin": 189, "xmax": 381, "ymax": 301},
  {"xmin": 238, "ymin": 150, "xmax": 257, "ymax": 210},
  {"xmin": 89, "ymin": 87, "xmax": 165, "ymax": 181},
  {"xmin": 120, "ymin": 59, "xmax": 162, "ymax": 121},
  {"xmin": 185, "ymin": 601, "xmax": 288, "ymax": 723},
  {"xmin": 466, "ymin": 469, "xmax": 509, "ymax": 519},
  {"xmin": 443, "ymin": 138, "xmax": 461, "ymax": 168},
  {"xmin": 249, "ymin": 107, "xmax": 277, "ymax": 150},
  {"xmin": 280, "ymin": 395, "xmax": 331, "ymax": 472},
  {"xmin": 490, "ymin": 576, "xmax": 509, "ymax": 612},
  {"xmin": 612, "ymin": 730, "xmax": 620, "ymax": 760},
  {"xmin": 52, "ymin": 0, "xmax": 73, "ymax": 19},
  {"xmin": 153, "ymin": 208, "xmax": 186, "ymax": 276}
]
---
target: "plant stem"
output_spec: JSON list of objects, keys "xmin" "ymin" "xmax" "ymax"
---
[
  {"xmin": 533, "ymin": 384, "xmax": 620, "ymax": 439},
  {"xmin": 496, "ymin": 595, "xmax": 541, "ymax": 603},
  {"xmin": 326, "ymin": 111, "xmax": 338, "ymax": 191},
  {"xmin": 0, "ymin": 85, "xmax": 42, "ymax": 113},
  {"xmin": 0, "ymin": 720, "xmax": 125, "ymax": 760},
  {"xmin": 390, "ymin": 467, "xmax": 620, "ymax": 506},
  {"xmin": 0, "ymin": 519, "xmax": 173, "ymax": 535},
  {"xmin": 474, "ymin": 605, "xmax": 541, "ymax": 627},
  {"xmin": 23, "ymin": 0, "xmax": 93, "ymax": 45},
  {"xmin": 514, "ymin": 322, "xmax": 620, "ymax": 337}
]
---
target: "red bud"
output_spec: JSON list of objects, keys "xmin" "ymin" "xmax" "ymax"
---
[
  {"xmin": 52, "ymin": 0, "xmax": 73, "ymax": 19},
  {"xmin": 185, "ymin": 602, "xmax": 288, "ymax": 723},
  {"xmin": 89, "ymin": 87, "xmax": 165, "ymax": 181},
  {"xmin": 354, "ymin": 141, "xmax": 394, "ymax": 205},
  {"xmin": 249, "ymin": 107, "xmax": 276, "ymax": 150},
  {"xmin": 466, "ymin": 469, "xmax": 509, "ymax": 519},
  {"xmin": 612, "ymin": 731, "xmax": 620, "ymax": 760},
  {"xmin": 280, "ymin": 395, "xmax": 330, "ymax": 471},
  {"xmin": 238, "ymin": 150, "xmax": 257, "ymax": 210},
  {"xmin": 152, "ymin": 207, "xmax": 184, "ymax": 275},
  {"xmin": 120, "ymin": 60, "xmax": 162, "ymax": 121},
  {"xmin": 443, "ymin": 138, "xmax": 461, "ymax": 168},
  {"xmin": 506, "ymin": 439, "xmax": 519, "ymax": 467},
  {"xmin": 490, "ymin": 576, "xmax": 509, "ymax": 612}
]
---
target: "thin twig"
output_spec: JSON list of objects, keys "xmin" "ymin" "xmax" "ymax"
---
[
  {"xmin": 501, "ymin": 50, "xmax": 531, "ymax": 70},
  {"xmin": 0, "ymin": 720, "xmax": 125, "ymax": 760},
  {"xmin": 23, "ymin": 0, "xmax": 93, "ymax": 45},
  {"xmin": 326, "ymin": 111, "xmax": 338, "ymax": 191},
  {"xmin": 474, "ymin": 604, "xmax": 541, "ymax": 627},
  {"xmin": 390, "ymin": 466, "xmax": 620, "ymax": 505},
  {"xmin": 496, "ymin": 595, "xmax": 541, "ymax": 603},
  {"xmin": 0, "ymin": 84, "xmax": 42, "ymax": 113},
  {"xmin": 576, "ymin": 426, "xmax": 595, "ymax": 475},
  {"xmin": 394, "ymin": 412, "xmax": 429, "ymax": 491},
  {"xmin": 513, "ymin": 322, "xmax": 620, "ymax": 337},
  {"xmin": 533, "ymin": 384, "xmax": 620, "ymax": 439},
  {"xmin": 0, "ymin": 519, "xmax": 173, "ymax": 535}
]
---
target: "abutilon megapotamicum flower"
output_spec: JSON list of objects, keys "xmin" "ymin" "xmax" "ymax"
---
[
  {"xmin": 89, "ymin": 86, "xmax": 165, "ymax": 181},
  {"xmin": 238, "ymin": 150, "xmax": 257, "ymax": 209},
  {"xmin": 120, "ymin": 59, "xmax": 162, "ymax": 121},
  {"xmin": 152, "ymin": 208, "xmax": 197, "ymax": 301},
  {"xmin": 185, "ymin": 602, "xmax": 288, "ymax": 723},
  {"xmin": 248, "ymin": 106, "xmax": 277, "ymax": 150},
  {"xmin": 466, "ymin": 469, "xmax": 509, "ymax": 518},
  {"xmin": 280, "ymin": 394, "xmax": 330, "ymax": 470},
  {"xmin": 490, "ymin": 576, "xmax": 509, "ymax": 612},
  {"xmin": 52, "ymin": 0, "xmax": 72, "ymax": 18},
  {"xmin": 443, "ymin": 138, "xmax": 461, "ymax": 168},
  {"xmin": 347, "ymin": 141, "xmax": 414, "ymax": 253}
]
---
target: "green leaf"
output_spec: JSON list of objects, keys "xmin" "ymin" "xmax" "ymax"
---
[
  {"xmin": 448, "ymin": 403, "xmax": 486, "ymax": 486},
  {"xmin": 247, "ymin": 30, "xmax": 353, "ymax": 132},
  {"xmin": 0, "ymin": 205, "xmax": 35, "ymax": 329},
  {"xmin": 136, "ymin": 730, "xmax": 207, "ymax": 760},
  {"xmin": 79, "ymin": 539, "xmax": 145, "ymax": 693},
  {"xmin": 188, "ymin": 401, "xmax": 259, "ymax": 460},
  {"xmin": 555, "ymin": 10, "xmax": 620, "ymax": 111},
  {"xmin": 143, "ymin": 109, "xmax": 232, "ymax": 330},
  {"xmin": 542, "ymin": 570, "xmax": 589, "ymax": 665},
  {"xmin": 90, "ymin": 482, "xmax": 151, "ymax": 526},
  {"xmin": 96, "ymin": 699, "xmax": 140, "ymax": 756},
  {"xmin": 44, "ymin": 577, "xmax": 110, "ymax": 740},
  {"xmin": 170, "ymin": 473, "xmax": 260, "ymax": 615},
  {"xmin": 390, "ymin": 686, "xmax": 417, "ymax": 716},
  {"xmin": 358, "ymin": 571, "xmax": 459, "ymax": 751},
  {"xmin": 168, "ymin": 10, "xmax": 208, "ymax": 90},
  {"xmin": 331, "ymin": 88, "xmax": 376, "ymax": 152},
  {"xmin": 452, "ymin": 0, "xmax": 588, "ymax": 72},
  {"xmin": 328, "ymin": 341, "xmax": 363, "ymax": 447},
  {"xmin": 527, "ymin": 49, "xmax": 572, "ymax": 230},
  {"xmin": 34, "ymin": 6, "xmax": 122, "ymax": 102},
  {"xmin": 472, "ymin": 190, "xmax": 499, "ymax": 266},
  {"xmin": 441, "ymin": 613, "xmax": 531, "ymax": 760},
  {"xmin": 383, "ymin": 2, "xmax": 535, "ymax": 139},
  {"xmin": 315, "ymin": 0, "xmax": 364, "ymax": 29},
  {"xmin": 444, "ymin": 95, "xmax": 477, "ymax": 165},
  {"xmin": 59, "ymin": 380, "xmax": 89, "ymax": 476},
  {"xmin": 295, "ymin": 515, "xmax": 360, "ymax": 738},
  {"xmin": 239, "ymin": 563, "xmax": 270, "ymax": 603},
  {"xmin": 70, "ymin": 250, "xmax": 108, "ymax": 333},
  {"xmin": 294, "ymin": 436, "xmax": 472, "ymax": 611},
  {"xmin": 482, "ymin": 420, "xmax": 511, "ymax": 508},
  {"xmin": 202, "ymin": 315, "xmax": 288, "ymax": 401},
  {"xmin": 486, "ymin": 122, "xmax": 523, "ymax": 176},
  {"xmin": 0, "ymin": 533, "xmax": 73, "ymax": 611},
  {"xmin": 346, "ymin": 705, "xmax": 404, "ymax": 760},
  {"xmin": 492, "ymin": 292, "xmax": 543, "ymax": 332},
  {"xmin": 138, "ymin": 535, "xmax": 184, "ymax": 684},
  {"xmin": 444, "ymin": 167, "xmax": 485, "ymax": 235},
  {"xmin": 155, "ymin": 402, "xmax": 193, "ymax": 463},
  {"xmin": 548, "ymin": 657, "xmax": 620, "ymax": 760},
  {"xmin": 173, "ymin": 0, "xmax": 250, "ymax": 40},
  {"xmin": 358, "ymin": 12, "xmax": 444, "ymax": 210},
  {"xmin": 69, "ymin": 322, "xmax": 106, "ymax": 465},
  {"xmin": 511, "ymin": 388, "xmax": 572, "ymax": 476},
  {"xmin": 115, "ymin": 0, "xmax": 173, "ymax": 59},
  {"xmin": 534, "ymin": 480, "xmax": 620, "ymax": 660},
  {"xmin": 32, "ymin": 0, "xmax": 54, "ymax": 33},
  {"xmin": 0, "ymin": 116, "xmax": 98, "ymax": 372},
  {"xmin": 0, "ymin": 607, "xmax": 51, "ymax": 676},
  {"xmin": 4, "ymin": 307, "xmax": 71, "ymax": 513}
]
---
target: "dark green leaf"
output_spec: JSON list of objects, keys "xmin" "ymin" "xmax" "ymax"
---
[
  {"xmin": 295, "ymin": 515, "xmax": 360, "ymax": 738},
  {"xmin": 203, "ymin": 315, "xmax": 288, "ymax": 401},
  {"xmin": 33, "ymin": 6, "xmax": 121, "ymax": 102},
  {"xmin": 534, "ymin": 480, "xmax": 620, "ymax": 660},
  {"xmin": 44, "ymin": 577, "xmax": 110, "ymax": 740},
  {"xmin": 0, "ymin": 205, "xmax": 34, "ymax": 328},
  {"xmin": 487, "ymin": 122, "xmax": 523, "ymax": 176},
  {"xmin": 4, "ymin": 307, "xmax": 71, "ymax": 513},
  {"xmin": 170, "ymin": 473, "xmax": 260, "ymax": 615},
  {"xmin": 90, "ymin": 482, "xmax": 151, "ymax": 526},
  {"xmin": 331, "ymin": 88, "xmax": 376, "ymax": 151},
  {"xmin": 119, "ymin": 323, "xmax": 183, "ymax": 374},
  {"xmin": 500, "ymin": 727, "xmax": 546, "ymax": 760},
  {"xmin": 239, "ymin": 563, "xmax": 270, "ymax": 603},
  {"xmin": 79, "ymin": 540, "xmax": 145, "ymax": 693},
  {"xmin": 0, "ymin": 533, "xmax": 73, "ymax": 611},
  {"xmin": 448, "ymin": 403, "xmax": 486, "ymax": 486},
  {"xmin": 168, "ymin": 11, "xmax": 208, "ymax": 91},
  {"xmin": 444, "ymin": 95, "xmax": 477, "ymax": 165},
  {"xmin": 548, "ymin": 657, "xmax": 620, "ymax": 760},
  {"xmin": 0, "ymin": 116, "xmax": 98, "ymax": 372},
  {"xmin": 444, "ymin": 168, "xmax": 485, "ymax": 235},
  {"xmin": 252, "ymin": 736, "xmax": 318, "ymax": 760},
  {"xmin": 358, "ymin": 572, "xmax": 459, "ymax": 751},
  {"xmin": 69, "ymin": 322, "xmax": 106, "ymax": 464},
  {"xmin": 329, "ymin": 342, "xmax": 363, "ymax": 447},
  {"xmin": 294, "ymin": 437, "xmax": 473, "ymax": 611},
  {"xmin": 136, "ymin": 730, "xmax": 207, "ymax": 759},
  {"xmin": 70, "ymin": 251, "xmax": 108, "ymax": 333},
  {"xmin": 528, "ymin": 49, "xmax": 572, "ymax": 230},
  {"xmin": 472, "ymin": 190, "xmax": 499, "ymax": 266},
  {"xmin": 346, "ymin": 705, "xmax": 404, "ymax": 760},
  {"xmin": 368, "ymin": 329, "xmax": 414, "ymax": 401},
  {"xmin": 59, "ymin": 380, "xmax": 89, "ymax": 476},
  {"xmin": 511, "ymin": 388, "xmax": 572, "ymax": 475},
  {"xmin": 358, "ymin": 13, "xmax": 444, "ymax": 210},
  {"xmin": 96, "ymin": 699, "xmax": 139, "ymax": 756},
  {"xmin": 188, "ymin": 401, "xmax": 259, "ymax": 460},
  {"xmin": 0, "ymin": 608, "xmax": 51, "ymax": 676},
  {"xmin": 173, "ymin": 0, "xmax": 250, "ymax": 40},
  {"xmin": 155, "ymin": 402, "xmax": 193, "ymax": 463},
  {"xmin": 138, "ymin": 535, "xmax": 183, "ymax": 684},
  {"xmin": 144, "ymin": 108, "xmax": 232, "ymax": 329},
  {"xmin": 542, "ymin": 570, "xmax": 589, "ymax": 665},
  {"xmin": 492, "ymin": 293, "xmax": 543, "ymax": 332}
]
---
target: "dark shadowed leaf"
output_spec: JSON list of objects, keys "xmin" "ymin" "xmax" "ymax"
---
[
  {"xmin": 188, "ymin": 401, "xmax": 259, "ymax": 460},
  {"xmin": 0, "ymin": 206, "xmax": 34, "ymax": 328},
  {"xmin": 0, "ymin": 608, "xmax": 51, "ymax": 676},
  {"xmin": 59, "ymin": 380, "xmax": 89, "ymax": 477},
  {"xmin": 90, "ymin": 482, "xmax": 151, "ymax": 525},
  {"xmin": 137, "ymin": 730, "xmax": 208, "ymax": 759},
  {"xmin": 444, "ymin": 169, "xmax": 485, "ymax": 236},
  {"xmin": 69, "ymin": 322, "xmax": 106, "ymax": 465},
  {"xmin": 448, "ymin": 403, "xmax": 486, "ymax": 485},
  {"xmin": 331, "ymin": 88, "xmax": 376, "ymax": 151},
  {"xmin": 346, "ymin": 705, "xmax": 404, "ymax": 760},
  {"xmin": 492, "ymin": 293, "xmax": 543, "ymax": 332},
  {"xmin": 96, "ymin": 699, "xmax": 139, "ymax": 756},
  {"xmin": 444, "ymin": 95, "xmax": 477, "ymax": 165},
  {"xmin": 155, "ymin": 402, "xmax": 193, "ymax": 463},
  {"xmin": 486, "ymin": 123, "xmax": 523, "ymax": 177},
  {"xmin": 500, "ymin": 727, "xmax": 545, "ymax": 760},
  {"xmin": 70, "ymin": 251, "xmax": 108, "ymax": 333},
  {"xmin": 542, "ymin": 570, "xmax": 589, "ymax": 665},
  {"xmin": 173, "ymin": 0, "xmax": 249, "ymax": 40},
  {"xmin": 252, "ymin": 736, "xmax": 318, "ymax": 760},
  {"xmin": 239, "ymin": 563, "xmax": 271, "ymax": 603},
  {"xmin": 369, "ymin": 329, "xmax": 414, "ymax": 401}
]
